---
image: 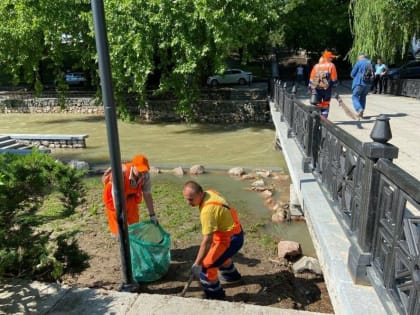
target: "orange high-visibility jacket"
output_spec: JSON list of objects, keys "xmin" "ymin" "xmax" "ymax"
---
[{"xmin": 103, "ymin": 163, "xmax": 143, "ymax": 235}]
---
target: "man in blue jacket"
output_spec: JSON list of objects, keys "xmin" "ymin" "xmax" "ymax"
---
[{"xmin": 351, "ymin": 54, "xmax": 373, "ymax": 119}]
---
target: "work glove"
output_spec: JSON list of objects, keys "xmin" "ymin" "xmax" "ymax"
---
[
  {"xmin": 191, "ymin": 264, "xmax": 202, "ymax": 279},
  {"xmin": 149, "ymin": 214, "xmax": 159, "ymax": 225}
]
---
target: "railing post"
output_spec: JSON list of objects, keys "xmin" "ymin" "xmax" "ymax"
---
[
  {"xmin": 286, "ymin": 85, "xmax": 296, "ymax": 138},
  {"xmin": 274, "ymin": 80, "xmax": 280, "ymax": 111},
  {"xmin": 348, "ymin": 115, "xmax": 399, "ymax": 284}
]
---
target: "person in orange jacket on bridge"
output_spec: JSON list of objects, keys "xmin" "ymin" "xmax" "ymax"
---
[
  {"xmin": 309, "ymin": 50, "xmax": 338, "ymax": 118},
  {"xmin": 102, "ymin": 154, "xmax": 158, "ymax": 235},
  {"xmin": 183, "ymin": 180, "xmax": 244, "ymax": 300}
]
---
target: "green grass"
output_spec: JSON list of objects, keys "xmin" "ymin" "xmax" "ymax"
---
[{"xmin": 38, "ymin": 174, "xmax": 275, "ymax": 248}]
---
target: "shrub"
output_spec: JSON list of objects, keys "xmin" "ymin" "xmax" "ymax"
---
[{"xmin": 0, "ymin": 151, "xmax": 87, "ymax": 281}]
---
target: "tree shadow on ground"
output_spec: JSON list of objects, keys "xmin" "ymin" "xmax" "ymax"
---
[
  {"xmin": 231, "ymin": 270, "xmax": 324, "ymax": 308},
  {"xmin": 139, "ymin": 245, "xmax": 326, "ymax": 311}
]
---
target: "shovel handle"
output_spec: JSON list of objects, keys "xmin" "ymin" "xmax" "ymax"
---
[{"xmin": 179, "ymin": 273, "xmax": 194, "ymax": 297}]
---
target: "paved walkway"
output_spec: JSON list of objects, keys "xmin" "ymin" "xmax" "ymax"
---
[
  {"xmin": 294, "ymin": 82, "xmax": 420, "ymax": 179},
  {"xmin": 0, "ymin": 280, "xmax": 327, "ymax": 315}
]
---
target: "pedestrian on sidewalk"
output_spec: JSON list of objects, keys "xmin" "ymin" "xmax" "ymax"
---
[
  {"xmin": 296, "ymin": 64, "xmax": 304, "ymax": 85},
  {"xmin": 102, "ymin": 154, "xmax": 158, "ymax": 236},
  {"xmin": 351, "ymin": 53, "xmax": 373, "ymax": 119},
  {"xmin": 308, "ymin": 50, "xmax": 338, "ymax": 118},
  {"xmin": 183, "ymin": 181, "xmax": 244, "ymax": 300},
  {"xmin": 373, "ymin": 58, "xmax": 388, "ymax": 94}
]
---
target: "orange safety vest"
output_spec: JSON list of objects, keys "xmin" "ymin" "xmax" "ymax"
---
[
  {"xmin": 201, "ymin": 190, "xmax": 242, "ymax": 243},
  {"xmin": 309, "ymin": 61, "xmax": 338, "ymax": 87},
  {"xmin": 102, "ymin": 163, "xmax": 144, "ymax": 235}
]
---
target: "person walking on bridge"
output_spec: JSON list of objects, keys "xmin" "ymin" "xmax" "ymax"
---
[
  {"xmin": 308, "ymin": 50, "xmax": 338, "ymax": 118},
  {"xmin": 183, "ymin": 180, "xmax": 244, "ymax": 300},
  {"xmin": 351, "ymin": 53, "xmax": 373, "ymax": 119},
  {"xmin": 102, "ymin": 154, "xmax": 158, "ymax": 236}
]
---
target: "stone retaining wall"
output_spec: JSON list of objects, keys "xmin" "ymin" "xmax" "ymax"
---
[
  {"xmin": 0, "ymin": 89, "xmax": 270, "ymax": 123},
  {"xmin": 386, "ymin": 78, "xmax": 420, "ymax": 98},
  {"xmin": 16, "ymin": 138, "xmax": 86, "ymax": 149}
]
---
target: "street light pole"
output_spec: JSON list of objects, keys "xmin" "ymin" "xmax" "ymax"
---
[{"xmin": 91, "ymin": 0, "xmax": 136, "ymax": 291}]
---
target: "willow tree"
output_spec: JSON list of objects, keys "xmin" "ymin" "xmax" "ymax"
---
[{"xmin": 350, "ymin": 0, "xmax": 420, "ymax": 63}]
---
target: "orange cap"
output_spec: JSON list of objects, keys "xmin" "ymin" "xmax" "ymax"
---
[
  {"xmin": 132, "ymin": 154, "xmax": 150, "ymax": 172},
  {"xmin": 322, "ymin": 51, "xmax": 336, "ymax": 59}
]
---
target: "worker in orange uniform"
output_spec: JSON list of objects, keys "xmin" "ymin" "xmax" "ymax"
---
[
  {"xmin": 102, "ymin": 154, "xmax": 158, "ymax": 236},
  {"xmin": 309, "ymin": 50, "xmax": 338, "ymax": 118},
  {"xmin": 183, "ymin": 180, "xmax": 244, "ymax": 300}
]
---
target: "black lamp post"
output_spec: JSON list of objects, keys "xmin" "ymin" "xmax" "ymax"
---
[{"xmin": 91, "ymin": 0, "xmax": 137, "ymax": 291}]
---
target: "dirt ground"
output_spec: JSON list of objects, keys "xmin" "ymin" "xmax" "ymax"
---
[{"xmin": 61, "ymin": 207, "xmax": 334, "ymax": 313}]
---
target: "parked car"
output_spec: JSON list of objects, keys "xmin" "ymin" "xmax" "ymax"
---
[
  {"xmin": 65, "ymin": 72, "xmax": 87, "ymax": 86},
  {"xmin": 207, "ymin": 69, "xmax": 253, "ymax": 86},
  {"xmin": 387, "ymin": 60, "xmax": 420, "ymax": 79}
]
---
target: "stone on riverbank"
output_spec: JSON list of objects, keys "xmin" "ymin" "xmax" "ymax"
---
[
  {"xmin": 228, "ymin": 167, "xmax": 245, "ymax": 176},
  {"xmin": 277, "ymin": 240, "xmax": 302, "ymax": 259},
  {"xmin": 189, "ymin": 165, "xmax": 205, "ymax": 175},
  {"xmin": 172, "ymin": 167, "xmax": 184, "ymax": 176},
  {"xmin": 292, "ymin": 256, "xmax": 322, "ymax": 275}
]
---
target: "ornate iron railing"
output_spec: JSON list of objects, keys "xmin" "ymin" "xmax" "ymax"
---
[{"xmin": 272, "ymin": 80, "xmax": 420, "ymax": 315}]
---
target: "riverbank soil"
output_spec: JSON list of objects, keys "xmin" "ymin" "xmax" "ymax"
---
[{"xmin": 55, "ymin": 174, "xmax": 333, "ymax": 313}]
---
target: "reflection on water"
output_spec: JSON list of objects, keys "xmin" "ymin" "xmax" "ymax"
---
[
  {"xmin": 0, "ymin": 114, "xmax": 286, "ymax": 170},
  {"xmin": 152, "ymin": 172, "xmax": 315, "ymax": 256}
]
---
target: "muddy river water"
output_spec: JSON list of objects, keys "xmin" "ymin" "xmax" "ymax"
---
[{"xmin": 0, "ymin": 113, "xmax": 315, "ymax": 255}]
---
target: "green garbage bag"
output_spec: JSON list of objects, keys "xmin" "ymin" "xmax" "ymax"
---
[{"xmin": 128, "ymin": 221, "xmax": 171, "ymax": 283}]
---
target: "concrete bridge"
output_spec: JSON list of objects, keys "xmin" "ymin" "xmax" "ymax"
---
[{"xmin": 271, "ymin": 81, "xmax": 420, "ymax": 315}]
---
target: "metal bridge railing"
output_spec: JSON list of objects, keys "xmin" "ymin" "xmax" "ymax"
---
[{"xmin": 272, "ymin": 80, "xmax": 420, "ymax": 315}]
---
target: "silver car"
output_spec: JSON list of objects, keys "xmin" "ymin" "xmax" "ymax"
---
[{"xmin": 207, "ymin": 69, "xmax": 253, "ymax": 86}]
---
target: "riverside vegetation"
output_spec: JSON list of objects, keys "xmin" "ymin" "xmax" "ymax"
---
[{"xmin": 0, "ymin": 152, "xmax": 333, "ymax": 312}]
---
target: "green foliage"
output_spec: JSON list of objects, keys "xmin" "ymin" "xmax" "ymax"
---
[
  {"xmin": 278, "ymin": 0, "xmax": 352, "ymax": 55},
  {"xmin": 0, "ymin": 1, "xmax": 94, "ymax": 88},
  {"xmin": 350, "ymin": 0, "xmax": 420, "ymax": 63},
  {"xmin": 0, "ymin": 151, "xmax": 87, "ymax": 280}
]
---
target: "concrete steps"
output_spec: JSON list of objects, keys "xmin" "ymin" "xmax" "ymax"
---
[{"xmin": 0, "ymin": 135, "xmax": 49, "ymax": 154}]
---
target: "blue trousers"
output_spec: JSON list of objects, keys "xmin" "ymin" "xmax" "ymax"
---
[{"xmin": 352, "ymin": 85, "xmax": 370, "ymax": 113}]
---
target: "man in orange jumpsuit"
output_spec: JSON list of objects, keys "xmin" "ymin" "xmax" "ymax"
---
[
  {"xmin": 183, "ymin": 180, "xmax": 244, "ymax": 300},
  {"xmin": 309, "ymin": 50, "xmax": 338, "ymax": 118},
  {"xmin": 102, "ymin": 154, "xmax": 157, "ymax": 236}
]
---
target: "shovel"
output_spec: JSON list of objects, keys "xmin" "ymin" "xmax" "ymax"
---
[{"xmin": 179, "ymin": 273, "xmax": 194, "ymax": 297}]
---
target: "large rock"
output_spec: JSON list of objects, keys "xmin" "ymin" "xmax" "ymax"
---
[
  {"xmin": 190, "ymin": 165, "xmax": 205, "ymax": 175},
  {"xmin": 251, "ymin": 179, "xmax": 265, "ymax": 187},
  {"xmin": 255, "ymin": 169, "xmax": 272, "ymax": 178},
  {"xmin": 241, "ymin": 174, "xmax": 256, "ymax": 181},
  {"xmin": 292, "ymin": 256, "xmax": 322, "ymax": 275},
  {"xmin": 273, "ymin": 174, "xmax": 290, "ymax": 182},
  {"xmin": 228, "ymin": 167, "xmax": 245, "ymax": 176},
  {"xmin": 265, "ymin": 197, "xmax": 281, "ymax": 212},
  {"xmin": 260, "ymin": 190, "xmax": 273, "ymax": 199},
  {"xmin": 172, "ymin": 167, "xmax": 184, "ymax": 176},
  {"xmin": 272, "ymin": 210, "xmax": 287, "ymax": 223},
  {"xmin": 277, "ymin": 240, "xmax": 302, "ymax": 259}
]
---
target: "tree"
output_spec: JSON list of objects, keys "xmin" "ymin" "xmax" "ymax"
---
[
  {"xmin": 279, "ymin": 0, "xmax": 351, "ymax": 56},
  {"xmin": 103, "ymin": 0, "xmax": 279, "ymax": 117},
  {"xmin": 0, "ymin": 0, "xmax": 94, "ymax": 92},
  {"xmin": 349, "ymin": 0, "xmax": 420, "ymax": 64}
]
